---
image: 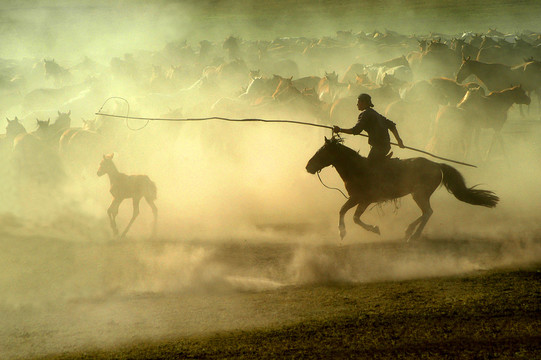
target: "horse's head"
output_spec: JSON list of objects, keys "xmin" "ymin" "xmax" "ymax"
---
[
  {"xmin": 97, "ymin": 153, "xmax": 115, "ymax": 177},
  {"xmin": 6, "ymin": 116, "xmax": 26, "ymax": 137},
  {"xmin": 306, "ymin": 137, "xmax": 342, "ymax": 174},
  {"xmin": 456, "ymin": 57, "xmax": 473, "ymax": 83},
  {"xmin": 55, "ymin": 110, "xmax": 71, "ymax": 128},
  {"xmin": 82, "ymin": 118, "xmax": 97, "ymax": 131},
  {"xmin": 509, "ymin": 85, "xmax": 531, "ymax": 106},
  {"xmin": 36, "ymin": 118, "xmax": 50, "ymax": 129},
  {"xmin": 324, "ymin": 71, "xmax": 338, "ymax": 83}
]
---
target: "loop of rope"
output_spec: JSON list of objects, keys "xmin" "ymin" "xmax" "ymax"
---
[{"xmin": 96, "ymin": 97, "xmax": 149, "ymax": 131}]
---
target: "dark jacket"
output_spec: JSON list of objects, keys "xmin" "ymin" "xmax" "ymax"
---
[{"xmin": 351, "ymin": 108, "xmax": 396, "ymax": 149}]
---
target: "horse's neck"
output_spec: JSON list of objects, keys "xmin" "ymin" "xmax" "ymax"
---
[
  {"xmin": 471, "ymin": 61, "xmax": 511, "ymax": 85},
  {"xmin": 488, "ymin": 90, "xmax": 518, "ymax": 110},
  {"xmin": 332, "ymin": 148, "xmax": 367, "ymax": 181},
  {"xmin": 106, "ymin": 164, "xmax": 122, "ymax": 184},
  {"xmin": 8, "ymin": 126, "xmax": 26, "ymax": 139}
]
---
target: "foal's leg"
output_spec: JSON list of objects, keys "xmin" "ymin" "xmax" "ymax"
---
[
  {"xmin": 338, "ymin": 197, "xmax": 360, "ymax": 240},
  {"xmin": 353, "ymin": 201, "xmax": 380, "ymax": 235},
  {"xmin": 406, "ymin": 191, "xmax": 433, "ymax": 242},
  {"xmin": 120, "ymin": 197, "xmax": 141, "ymax": 239},
  {"xmin": 107, "ymin": 198, "xmax": 122, "ymax": 236},
  {"xmin": 145, "ymin": 197, "xmax": 158, "ymax": 238}
]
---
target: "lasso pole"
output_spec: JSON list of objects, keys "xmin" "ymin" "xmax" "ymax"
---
[{"xmin": 95, "ymin": 112, "xmax": 477, "ymax": 168}]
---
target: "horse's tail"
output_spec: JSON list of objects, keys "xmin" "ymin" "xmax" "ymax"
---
[{"xmin": 439, "ymin": 163, "xmax": 499, "ymax": 207}]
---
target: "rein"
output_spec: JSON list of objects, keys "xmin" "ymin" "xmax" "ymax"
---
[{"xmin": 317, "ymin": 170, "xmax": 349, "ymax": 199}]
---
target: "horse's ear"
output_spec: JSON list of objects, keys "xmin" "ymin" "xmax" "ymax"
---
[
  {"xmin": 14, "ymin": 116, "xmax": 18, "ymax": 121},
  {"xmin": 324, "ymin": 136, "xmax": 329, "ymax": 142},
  {"xmin": 6, "ymin": 118, "xmax": 11, "ymax": 123}
]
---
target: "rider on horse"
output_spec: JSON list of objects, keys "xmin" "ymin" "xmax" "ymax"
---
[{"xmin": 333, "ymin": 93, "xmax": 405, "ymax": 162}]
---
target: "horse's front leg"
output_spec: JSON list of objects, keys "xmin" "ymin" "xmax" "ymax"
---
[
  {"xmin": 339, "ymin": 197, "xmax": 359, "ymax": 240},
  {"xmin": 107, "ymin": 198, "xmax": 122, "ymax": 237},
  {"xmin": 120, "ymin": 197, "xmax": 141, "ymax": 239},
  {"xmin": 353, "ymin": 201, "xmax": 380, "ymax": 235}
]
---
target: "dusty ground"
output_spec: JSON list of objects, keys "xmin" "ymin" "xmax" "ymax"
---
[{"xmin": 1, "ymin": 234, "xmax": 540, "ymax": 360}]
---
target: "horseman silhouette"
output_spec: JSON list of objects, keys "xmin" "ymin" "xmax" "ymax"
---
[{"xmin": 333, "ymin": 93, "xmax": 405, "ymax": 164}]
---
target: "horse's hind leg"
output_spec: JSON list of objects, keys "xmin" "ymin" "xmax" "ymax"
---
[
  {"xmin": 145, "ymin": 197, "xmax": 158, "ymax": 238},
  {"xmin": 353, "ymin": 201, "xmax": 380, "ymax": 235},
  {"xmin": 120, "ymin": 197, "xmax": 141, "ymax": 239},
  {"xmin": 406, "ymin": 191, "xmax": 433, "ymax": 242}
]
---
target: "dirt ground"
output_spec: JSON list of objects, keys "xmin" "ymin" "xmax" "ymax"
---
[{"xmin": 1, "ymin": 236, "xmax": 539, "ymax": 360}]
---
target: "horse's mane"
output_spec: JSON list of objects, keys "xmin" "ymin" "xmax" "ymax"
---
[
  {"xmin": 487, "ymin": 85, "xmax": 520, "ymax": 96},
  {"xmin": 329, "ymin": 138, "xmax": 368, "ymax": 167}
]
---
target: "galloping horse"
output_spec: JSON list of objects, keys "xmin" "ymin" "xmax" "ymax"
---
[
  {"xmin": 97, "ymin": 153, "xmax": 157, "ymax": 239},
  {"xmin": 306, "ymin": 137, "xmax": 498, "ymax": 241}
]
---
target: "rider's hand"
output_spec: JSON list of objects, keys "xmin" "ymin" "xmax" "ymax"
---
[
  {"xmin": 333, "ymin": 126, "xmax": 341, "ymax": 133},
  {"xmin": 398, "ymin": 139, "xmax": 405, "ymax": 148}
]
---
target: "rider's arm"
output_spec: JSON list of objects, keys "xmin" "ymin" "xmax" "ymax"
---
[
  {"xmin": 333, "ymin": 126, "xmax": 357, "ymax": 135},
  {"xmin": 334, "ymin": 114, "xmax": 365, "ymax": 135},
  {"xmin": 389, "ymin": 123, "xmax": 405, "ymax": 148}
]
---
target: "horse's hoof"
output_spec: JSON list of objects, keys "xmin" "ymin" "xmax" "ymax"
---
[
  {"xmin": 407, "ymin": 234, "xmax": 420, "ymax": 242},
  {"xmin": 339, "ymin": 229, "xmax": 346, "ymax": 240},
  {"xmin": 372, "ymin": 226, "xmax": 380, "ymax": 235}
]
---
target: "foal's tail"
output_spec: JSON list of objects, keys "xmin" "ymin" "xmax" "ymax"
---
[{"xmin": 439, "ymin": 163, "xmax": 499, "ymax": 207}]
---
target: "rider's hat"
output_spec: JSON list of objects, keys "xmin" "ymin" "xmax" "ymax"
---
[{"xmin": 358, "ymin": 93, "xmax": 374, "ymax": 107}]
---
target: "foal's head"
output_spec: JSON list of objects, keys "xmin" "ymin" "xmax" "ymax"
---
[{"xmin": 97, "ymin": 153, "xmax": 116, "ymax": 177}]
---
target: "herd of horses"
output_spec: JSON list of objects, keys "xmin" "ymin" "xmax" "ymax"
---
[{"xmin": 0, "ymin": 28, "xmax": 539, "ymax": 238}]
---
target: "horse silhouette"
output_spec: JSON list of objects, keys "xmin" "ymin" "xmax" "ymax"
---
[
  {"xmin": 97, "ymin": 153, "xmax": 157, "ymax": 239},
  {"xmin": 431, "ymin": 85, "xmax": 530, "ymax": 160},
  {"xmin": 306, "ymin": 137, "xmax": 498, "ymax": 241}
]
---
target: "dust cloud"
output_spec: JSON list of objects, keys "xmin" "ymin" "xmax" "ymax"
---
[{"xmin": 0, "ymin": 0, "xmax": 540, "ymax": 358}]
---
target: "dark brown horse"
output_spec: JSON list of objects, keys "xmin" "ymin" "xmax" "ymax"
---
[
  {"xmin": 306, "ymin": 137, "xmax": 498, "ymax": 241},
  {"xmin": 97, "ymin": 153, "xmax": 157, "ymax": 239},
  {"xmin": 431, "ymin": 85, "xmax": 531, "ymax": 159},
  {"xmin": 456, "ymin": 57, "xmax": 526, "ymax": 91},
  {"xmin": 457, "ymin": 56, "xmax": 541, "ymax": 116}
]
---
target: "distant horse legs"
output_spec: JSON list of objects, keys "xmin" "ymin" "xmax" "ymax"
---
[
  {"xmin": 485, "ymin": 131, "xmax": 507, "ymax": 162},
  {"xmin": 120, "ymin": 197, "xmax": 141, "ymax": 239},
  {"xmin": 107, "ymin": 198, "xmax": 122, "ymax": 236},
  {"xmin": 405, "ymin": 191, "xmax": 433, "ymax": 241},
  {"xmin": 353, "ymin": 201, "xmax": 380, "ymax": 235},
  {"xmin": 145, "ymin": 196, "xmax": 158, "ymax": 237}
]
